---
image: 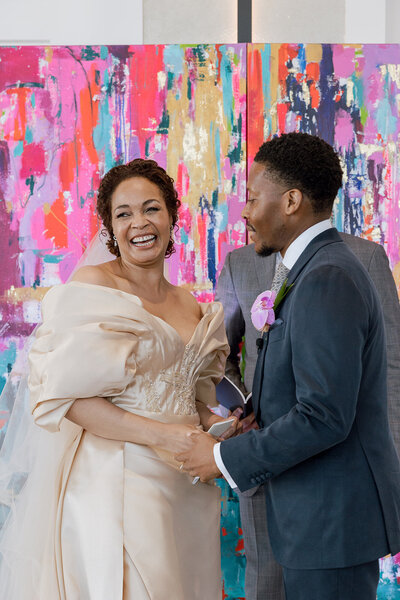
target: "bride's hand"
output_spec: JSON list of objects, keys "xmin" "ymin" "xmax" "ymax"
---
[
  {"xmin": 207, "ymin": 413, "xmax": 242, "ymax": 441},
  {"xmin": 158, "ymin": 424, "xmax": 200, "ymax": 454}
]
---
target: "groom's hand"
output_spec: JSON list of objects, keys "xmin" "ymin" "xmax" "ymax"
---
[{"xmin": 175, "ymin": 431, "xmax": 221, "ymax": 482}]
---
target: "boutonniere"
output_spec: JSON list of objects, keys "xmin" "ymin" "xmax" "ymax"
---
[{"xmin": 251, "ymin": 279, "xmax": 294, "ymax": 333}]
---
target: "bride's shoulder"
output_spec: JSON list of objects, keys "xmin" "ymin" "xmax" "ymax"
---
[
  {"xmin": 70, "ymin": 262, "xmax": 117, "ymax": 287},
  {"xmin": 172, "ymin": 285, "xmax": 202, "ymax": 319}
]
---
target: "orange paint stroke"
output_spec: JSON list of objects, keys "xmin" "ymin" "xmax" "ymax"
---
[
  {"xmin": 44, "ymin": 194, "xmax": 68, "ymax": 248},
  {"xmin": 79, "ymin": 64, "xmax": 100, "ymax": 165},
  {"xmin": 46, "ymin": 207, "xmax": 86, "ymax": 250},
  {"xmin": 247, "ymin": 47, "xmax": 264, "ymax": 164},
  {"xmin": 7, "ymin": 88, "xmax": 28, "ymax": 141}
]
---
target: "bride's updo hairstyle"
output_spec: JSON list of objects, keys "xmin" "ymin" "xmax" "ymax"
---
[{"xmin": 97, "ymin": 158, "xmax": 181, "ymax": 258}]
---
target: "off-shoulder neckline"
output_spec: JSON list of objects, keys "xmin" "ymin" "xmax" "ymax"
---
[{"xmin": 63, "ymin": 280, "xmax": 217, "ymax": 348}]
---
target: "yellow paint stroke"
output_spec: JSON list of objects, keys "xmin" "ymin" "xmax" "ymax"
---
[
  {"xmin": 165, "ymin": 46, "xmax": 242, "ymax": 268},
  {"xmin": 4, "ymin": 285, "xmax": 50, "ymax": 303},
  {"xmin": 166, "ymin": 46, "xmax": 231, "ymax": 201},
  {"xmin": 270, "ymin": 44, "xmax": 280, "ymax": 135},
  {"xmin": 45, "ymin": 46, "xmax": 53, "ymax": 63},
  {"xmin": 305, "ymin": 44, "xmax": 323, "ymax": 64}
]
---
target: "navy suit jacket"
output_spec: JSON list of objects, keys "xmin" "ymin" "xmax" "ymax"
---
[{"xmin": 220, "ymin": 228, "xmax": 400, "ymax": 569}]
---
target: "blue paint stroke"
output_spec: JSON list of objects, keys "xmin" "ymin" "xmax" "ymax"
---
[
  {"xmin": 316, "ymin": 44, "xmax": 337, "ymax": 145},
  {"xmin": 93, "ymin": 69, "xmax": 114, "ymax": 172},
  {"xmin": 163, "ymin": 45, "xmax": 184, "ymax": 86},
  {"xmin": 199, "ymin": 194, "xmax": 217, "ymax": 288},
  {"xmin": 219, "ymin": 46, "xmax": 234, "ymax": 134},
  {"xmin": 217, "ymin": 479, "xmax": 246, "ymax": 600},
  {"xmin": 13, "ymin": 141, "xmax": 24, "ymax": 157},
  {"xmin": 0, "ymin": 342, "xmax": 17, "ymax": 396},
  {"xmin": 261, "ymin": 45, "xmax": 272, "ymax": 139}
]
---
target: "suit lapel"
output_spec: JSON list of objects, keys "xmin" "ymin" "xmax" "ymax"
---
[
  {"xmin": 253, "ymin": 229, "xmax": 343, "ymax": 416},
  {"xmin": 251, "ymin": 251, "xmax": 276, "ymax": 414},
  {"xmin": 252, "ymin": 333, "xmax": 267, "ymax": 417}
]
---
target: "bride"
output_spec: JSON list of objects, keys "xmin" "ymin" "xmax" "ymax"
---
[{"xmin": 0, "ymin": 158, "xmax": 239, "ymax": 599}]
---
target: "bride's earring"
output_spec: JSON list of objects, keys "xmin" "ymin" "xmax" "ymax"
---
[{"xmin": 113, "ymin": 235, "xmax": 118, "ymax": 248}]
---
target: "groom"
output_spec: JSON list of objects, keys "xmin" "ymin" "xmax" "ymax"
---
[{"xmin": 178, "ymin": 133, "xmax": 400, "ymax": 599}]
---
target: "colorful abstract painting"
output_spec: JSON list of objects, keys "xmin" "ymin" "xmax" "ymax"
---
[
  {"xmin": 0, "ymin": 43, "xmax": 247, "ymax": 387},
  {"xmin": 248, "ymin": 43, "xmax": 400, "ymax": 291},
  {"xmin": 0, "ymin": 43, "xmax": 247, "ymax": 599},
  {"xmin": 1, "ymin": 43, "xmax": 400, "ymax": 598},
  {"xmin": 248, "ymin": 43, "xmax": 400, "ymax": 596}
]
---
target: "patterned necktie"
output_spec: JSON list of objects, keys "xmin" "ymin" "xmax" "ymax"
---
[{"xmin": 271, "ymin": 261, "xmax": 290, "ymax": 293}]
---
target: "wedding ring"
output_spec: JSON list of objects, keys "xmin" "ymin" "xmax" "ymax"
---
[
  {"xmin": 179, "ymin": 463, "xmax": 184, "ymax": 470},
  {"xmin": 192, "ymin": 476, "xmax": 200, "ymax": 485}
]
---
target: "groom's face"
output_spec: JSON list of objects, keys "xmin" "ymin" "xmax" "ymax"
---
[{"xmin": 243, "ymin": 161, "xmax": 288, "ymax": 256}]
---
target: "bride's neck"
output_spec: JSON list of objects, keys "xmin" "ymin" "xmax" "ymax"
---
[{"xmin": 117, "ymin": 257, "xmax": 169, "ymax": 299}]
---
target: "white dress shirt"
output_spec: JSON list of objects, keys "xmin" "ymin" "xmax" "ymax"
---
[{"xmin": 213, "ymin": 219, "xmax": 333, "ymax": 488}]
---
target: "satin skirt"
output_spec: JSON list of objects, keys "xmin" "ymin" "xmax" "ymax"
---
[{"xmin": 60, "ymin": 428, "xmax": 222, "ymax": 600}]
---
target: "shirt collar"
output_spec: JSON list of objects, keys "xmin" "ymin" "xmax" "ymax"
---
[{"xmin": 279, "ymin": 219, "xmax": 333, "ymax": 270}]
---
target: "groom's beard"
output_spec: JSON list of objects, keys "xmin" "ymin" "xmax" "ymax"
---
[{"xmin": 257, "ymin": 244, "xmax": 277, "ymax": 257}]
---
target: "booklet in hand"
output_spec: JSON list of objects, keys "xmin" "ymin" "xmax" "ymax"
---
[{"xmin": 216, "ymin": 376, "xmax": 253, "ymax": 417}]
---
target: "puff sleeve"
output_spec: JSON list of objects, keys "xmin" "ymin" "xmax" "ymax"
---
[
  {"xmin": 28, "ymin": 284, "xmax": 149, "ymax": 432},
  {"xmin": 194, "ymin": 302, "xmax": 229, "ymax": 408}
]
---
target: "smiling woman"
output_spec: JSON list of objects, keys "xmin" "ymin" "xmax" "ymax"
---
[
  {"xmin": 72, "ymin": 159, "xmax": 202, "ymax": 329},
  {"xmin": 97, "ymin": 158, "xmax": 181, "ymax": 259},
  {"xmin": 0, "ymin": 158, "xmax": 239, "ymax": 599},
  {"xmin": 112, "ymin": 177, "xmax": 172, "ymax": 257}
]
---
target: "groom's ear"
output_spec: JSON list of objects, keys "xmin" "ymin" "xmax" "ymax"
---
[{"xmin": 284, "ymin": 188, "xmax": 303, "ymax": 215}]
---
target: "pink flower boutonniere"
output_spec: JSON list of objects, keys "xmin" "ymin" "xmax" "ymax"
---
[{"xmin": 251, "ymin": 279, "xmax": 294, "ymax": 333}]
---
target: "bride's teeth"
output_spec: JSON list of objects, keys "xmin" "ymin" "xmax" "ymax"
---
[{"xmin": 131, "ymin": 234, "xmax": 156, "ymax": 246}]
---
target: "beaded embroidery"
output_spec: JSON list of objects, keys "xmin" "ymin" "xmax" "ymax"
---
[
  {"xmin": 145, "ymin": 345, "xmax": 198, "ymax": 415},
  {"xmin": 143, "ymin": 374, "xmax": 163, "ymax": 412}
]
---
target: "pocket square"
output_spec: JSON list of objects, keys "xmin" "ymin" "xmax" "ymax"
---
[{"xmin": 270, "ymin": 318, "xmax": 283, "ymax": 330}]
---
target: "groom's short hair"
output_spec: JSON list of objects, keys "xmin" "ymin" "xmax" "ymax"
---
[{"xmin": 254, "ymin": 133, "xmax": 343, "ymax": 214}]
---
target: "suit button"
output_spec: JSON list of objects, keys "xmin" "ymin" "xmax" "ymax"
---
[{"xmin": 250, "ymin": 477, "xmax": 257, "ymax": 485}]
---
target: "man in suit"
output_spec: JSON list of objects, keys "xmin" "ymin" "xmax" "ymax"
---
[
  {"xmin": 177, "ymin": 132, "xmax": 400, "ymax": 600},
  {"xmin": 216, "ymin": 230, "xmax": 400, "ymax": 599}
]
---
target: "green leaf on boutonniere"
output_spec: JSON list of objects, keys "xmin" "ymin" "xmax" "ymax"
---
[{"xmin": 273, "ymin": 278, "xmax": 294, "ymax": 311}]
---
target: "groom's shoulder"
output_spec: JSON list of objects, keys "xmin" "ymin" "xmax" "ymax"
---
[{"xmin": 339, "ymin": 232, "xmax": 384, "ymax": 262}]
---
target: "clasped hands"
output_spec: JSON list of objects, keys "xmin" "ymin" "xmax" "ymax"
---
[{"xmin": 175, "ymin": 408, "xmax": 258, "ymax": 483}]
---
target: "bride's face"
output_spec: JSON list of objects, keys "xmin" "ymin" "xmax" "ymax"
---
[{"xmin": 111, "ymin": 176, "xmax": 172, "ymax": 264}]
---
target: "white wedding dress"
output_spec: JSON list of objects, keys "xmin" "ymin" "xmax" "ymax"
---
[{"xmin": 0, "ymin": 281, "xmax": 229, "ymax": 599}]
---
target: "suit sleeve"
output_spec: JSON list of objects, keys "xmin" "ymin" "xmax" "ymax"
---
[
  {"xmin": 220, "ymin": 265, "xmax": 371, "ymax": 491},
  {"xmin": 215, "ymin": 253, "xmax": 248, "ymax": 395},
  {"xmin": 367, "ymin": 244, "xmax": 400, "ymax": 453}
]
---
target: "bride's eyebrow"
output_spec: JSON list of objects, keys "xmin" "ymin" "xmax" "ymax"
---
[
  {"xmin": 114, "ymin": 204, "xmax": 130, "ymax": 212},
  {"xmin": 114, "ymin": 199, "xmax": 161, "ymax": 213},
  {"xmin": 142, "ymin": 199, "xmax": 161, "ymax": 206}
]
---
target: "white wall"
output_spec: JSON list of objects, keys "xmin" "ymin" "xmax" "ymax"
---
[
  {"xmin": 0, "ymin": 0, "xmax": 398, "ymax": 46},
  {"xmin": 386, "ymin": 0, "xmax": 400, "ymax": 43},
  {"xmin": 345, "ymin": 0, "xmax": 386, "ymax": 43},
  {"xmin": 252, "ymin": 0, "xmax": 346, "ymax": 43},
  {"xmin": 143, "ymin": 0, "xmax": 237, "ymax": 44},
  {"xmin": 0, "ymin": 0, "xmax": 143, "ymax": 45}
]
